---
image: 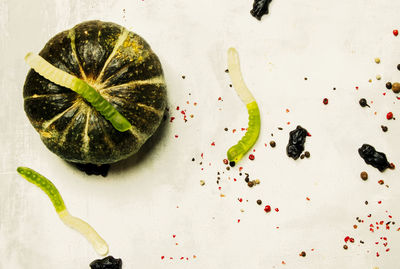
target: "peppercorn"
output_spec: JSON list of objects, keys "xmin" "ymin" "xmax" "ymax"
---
[
  {"xmin": 360, "ymin": 171, "xmax": 368, "ymax": 180},
  {"xmin": 387, "ymin": 112, "xmax": 393, "ymax": 120},
  {"xmin": 257, "ymin": 199, "xmax": 262, "ymax": 205},
  {"xmin": 254, "ymin": 179, "xmax": 260, "ymax": 184},
  {"xmin": 300, "ymin": 154, "xmax": 305, "ymax": 159},
  {"xmin": 269, "ymin": 141, "xmax": 276, "ymax": 147},
  {"xmin": 378, "ymin": 180, "xmax": 384, "ymax": 185},
  {"xmin": 323, "ymin": 98, "xmax": 328, "ymax": 105},
  {"xmin": 394, "ymin": 30, "xmax": 399, "ymax": 36},
  {"xmin": 249, "ymin": 154, "xmax": 255, "ymax": 160},
  {"xmin": 359, "ymin": 98, "xmax": 369, "ymax": 107},
  {"xmin": 223, "ymin": 159, "xmax": 228, "ymax": 165},
  {"xmin": 375, "ymin": 58, "xmax": 381, "ymax": 64},
  {"xmin": 386, "ymin": 82, "xmax": 392, "ymax": 89},
  {"xmin": 229, "ymin": 161, "xmax": 235, "ymax": 167},
  {"xmin": 299, "ymin": 251, "xmax": 306, "ymax": 257},
  {"xmin": 392, "ymin": 82, "xmax": 400, "ymax": 93},
  {"xmin": 248, "ymin": 181, "xmax": 254, "ymax": 187},
  {"xmin": 304, "ymin": 151, "xmax": 310, "ymax": 158},
  {"xmin": 343, "ymin": 245, "xmax": 348, "ymax": 250},
  {"xmin": 264, "ymin": 205, "xmax": 271, "ymax": 212},
  {"xmin": 397, "ymin": 64, "xmax": 400, "ymax": 71},
  {"xmin": 381, "ymin": 125, "xmax": 388, "ymax": 132},
  {"xmin": 376, "ymin": 75, "xmax": 381, "ymax": 80}
]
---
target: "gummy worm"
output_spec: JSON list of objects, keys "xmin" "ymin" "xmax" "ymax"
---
[
  {"xmin": 24, "ymin": 52, "xmax": 131, "ymax": 132},
  {"xmin": 226, "ymin": 48, "xmax": 261, "ymax": 166},
  {"xmin": 17, "ymin": 167, "xmax": 109, "ymax": 256}
]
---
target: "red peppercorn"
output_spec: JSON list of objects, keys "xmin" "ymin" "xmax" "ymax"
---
[
  {"xmin": 386, "ymin": 112, "xmax": 393, "ymax": 120},
  {"xmin": 264, "ymin": 205, "xmax": 271, "ymax": 213},
  {"xmin": 323, "ymin": 98, "xmax": 328, "ymax": 105},
  {"xmin": 249, "ymin": 154, "xmax": 255, "ymax": 160},
  {"xmin": 350, "ymin": 238, "xmax": 355, "ymax": 243},
  {"xmin": 223, "ymin": 159, "xmax": 228, "ymax": 165},
  {"xmin": 394, "ymin": 29, "xmax": 399, "ymax": 36}
]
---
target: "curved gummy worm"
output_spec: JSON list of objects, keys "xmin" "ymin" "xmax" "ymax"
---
[
  {"xmin": 17, "ymin": 167, "xmax": 109, "ymax": 256},
  {"xmin": 226, "ymin": 48, "xmax": 261, "ymax": 166},
  {"xmin": 24, "ymin": 52, "xmax": 131, "ymax": 132}
]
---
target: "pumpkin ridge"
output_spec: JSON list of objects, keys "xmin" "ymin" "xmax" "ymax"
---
[
  {"xmin": 24, "ymin": 93, "xmax": 72, "ymax": 100},
  {"xmin": 98, "ymin": 49, "xmax": 151, "ymax": 87},
  {"xmin": 99, "ymin": 75, "xmax": 165, "ymax": 92},
  {"xmin": 41, "ymin": 101, "xmax": 81, "ymax": 130},
  {"xmin": 95, "ymin": 28, "xmax": 129, "ymax": 84},
  {"xmin": 68, "ymin": 28, "xmax": 87, "ymax": 81},
  {"xmin": 134, "ymin": 102, "xmax": 164, "ymax": 117},
  {"xmin": 58, "ymin": 105, "xmax": 87, "ymax": 146},
  {"xmin": 82, "ymin": 108, "xmax": 91, "ymax": 155}
]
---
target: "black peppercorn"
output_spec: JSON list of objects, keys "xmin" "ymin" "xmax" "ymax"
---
[
  {"xmin": 386, "ymin": 82, "xmax": 392, "ymax": 89},
  {"xmin": 359, "ymin": 98, "xmax": 369, "ymax": 107}
]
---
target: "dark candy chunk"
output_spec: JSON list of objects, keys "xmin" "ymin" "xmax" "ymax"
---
[
  {"xmin": 286, "ymin": 125, "xmax": 308, "ymax": 160},
  {"xmin": 74, "ymin": 163, "xmax": 110, "ymax": 177},
  {"xmin": 358, "ymin": 144, "xmax": 391, "ymax": 172},
  {"xmin": 250, "ymin": 0, "xmax": 273, "ymax": 20},
  {"xmin": 90, "ymin": 256, "xmax": 122, "ymax": 269}
]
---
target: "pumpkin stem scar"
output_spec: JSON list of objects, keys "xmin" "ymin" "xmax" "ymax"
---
[
  {"xmin": 16, "ymin": 166, "xmax": 109, "ymax": 256},
  {"xmin": 226, "ymin": 48, "xmax": 261, "ymax": 164},
  {"xmin": 24, "ymin": 52, "xmax": 132, "ymax": 132}
]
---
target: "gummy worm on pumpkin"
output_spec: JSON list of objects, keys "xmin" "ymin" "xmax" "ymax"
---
[
  {"xmin": 17, "ymin": 166, "xmax": 109, "ymax": 256},
  {"xmin": 24, "ymin": 52, "xmax": 131, "ymax": 132},
  {"xmin": 226, "ymin": 48, "xmax": 261, "ymax": 166}
]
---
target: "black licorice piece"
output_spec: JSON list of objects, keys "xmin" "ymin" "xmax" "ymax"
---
[
  {"xmin": 90, "ymin": 256, "xmax": 122, "ymax": 269},
  {"xmin": 286, "ymin": 125, "xmax": 308, "ymax": 160},
  {"xmin": 250, "ymin": 0, "xmax": 273, "ymax": 20},
  {"xmin": 358, "ymin": 144, "xmax": 390, "ymax": 172}
]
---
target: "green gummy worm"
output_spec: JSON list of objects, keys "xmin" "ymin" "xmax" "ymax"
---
[
  {"xmin": 227, "ymin": 101, "xmax": 261, "ymax": 164},
  {"xmin": 25, "ymin": 52, "xmax": 131, "ymax": 132},
  {"xmin": 17, "ymin": 167, "xmax": 66, "ymax": 213}
]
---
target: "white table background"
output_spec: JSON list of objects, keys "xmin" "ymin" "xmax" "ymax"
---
[{"xmin": 1, "ymin": 0, "xmax": 400, "ymax": 268}]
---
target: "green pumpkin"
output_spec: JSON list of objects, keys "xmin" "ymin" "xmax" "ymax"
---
[{"xmin": 23, "ymin": 20, "xmax": 167, "ymax": 164}]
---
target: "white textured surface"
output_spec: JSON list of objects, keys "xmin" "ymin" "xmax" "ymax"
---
[{"xmin": 1, "ymin": 0, "xmax": 400, "ymax": 268}]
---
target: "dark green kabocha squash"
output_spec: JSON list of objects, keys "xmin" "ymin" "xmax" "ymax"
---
[{"xmin": 23, "ymin": 20, "xmax": 167, "ymax": 165}]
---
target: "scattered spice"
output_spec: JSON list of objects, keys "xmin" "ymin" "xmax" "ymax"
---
[
  {"xmin": 323, "ymin": 98, "xmax": 328, "ymax": 105},
  {"xmin": 299, "ymin": 251, "xmax": 306, "ymax": 257},
  {"xmin": 381, "ymin": 125, "xmax": 388, "ymax": 132},
  {"xmin": 360, "ymin": 171, "xmax": 368, "ymax": 180},
  {"xmin": 269, "ymin": 141, "xmax": 276, "ymax": 147},
  {"xmin": 374, "ymin": 58, "xmax": 381, "ymax": 64},
  {"xmin": 343, "ymin": 245, "xmax": 348, "ymax": 250},
  {"xmin": 247, "ymin": 181, "xmax": 254, "ymax": 188},
  {"xmin": 393, "ymin": 29, "xmax": 399, "ymax": 36},
  {"xmin": 359, "ymin": 98, "xmax": 370, "ymax": 107},
  {"xmin": 249, "ymin": 154, "xmax": 255, "ymax": 160},
  {"xmin": 376, "ymin": 75, "xmax": 382, "ymax": 80},
  {"xmin": 386, "ymin": 82, "xmax": 392, "ymax": 89},
  {"xmin": 397, "ymin": 64, "xmax": 400, "ymax": 71},
  {"xmin": 386, "ymin": 112, "xmax": 393, "ymax": 120},
  {"xmin": 392, "ymin": 82, "xmax": 400, "ymax": 93},
  {"xmin": 200, "ymin": 180, "xmax": 205, "ymax": 186},
  {"xmin": 304, "ymin": 151, "xmax": 310, "ymax": 158},
  {"xmin": 264, "ymin": 205, "xmax": 271, "ymax": 212},
  {"xmin": 378, "ymin": 180, "xmax": 384, "ymax": 185},
  {"xmin": 257, "ymin": 199, "xmax": 262, "ymax": 205}
]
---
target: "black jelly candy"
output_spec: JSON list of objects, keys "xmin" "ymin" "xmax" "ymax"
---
[
  {"xmin": 286, "ymin": 125, "xmax": 308, "ymax": 160},
  {"xmin": 358, "ymin": 144, "xmax": 390, "ymax": 172},
  {"xmin": 250, "ymin": 0, "xmax": 273, "ymax": 20},
  {"xmin": 90, "ymin": 256, "xmax": 122, "ymax": 269}
]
